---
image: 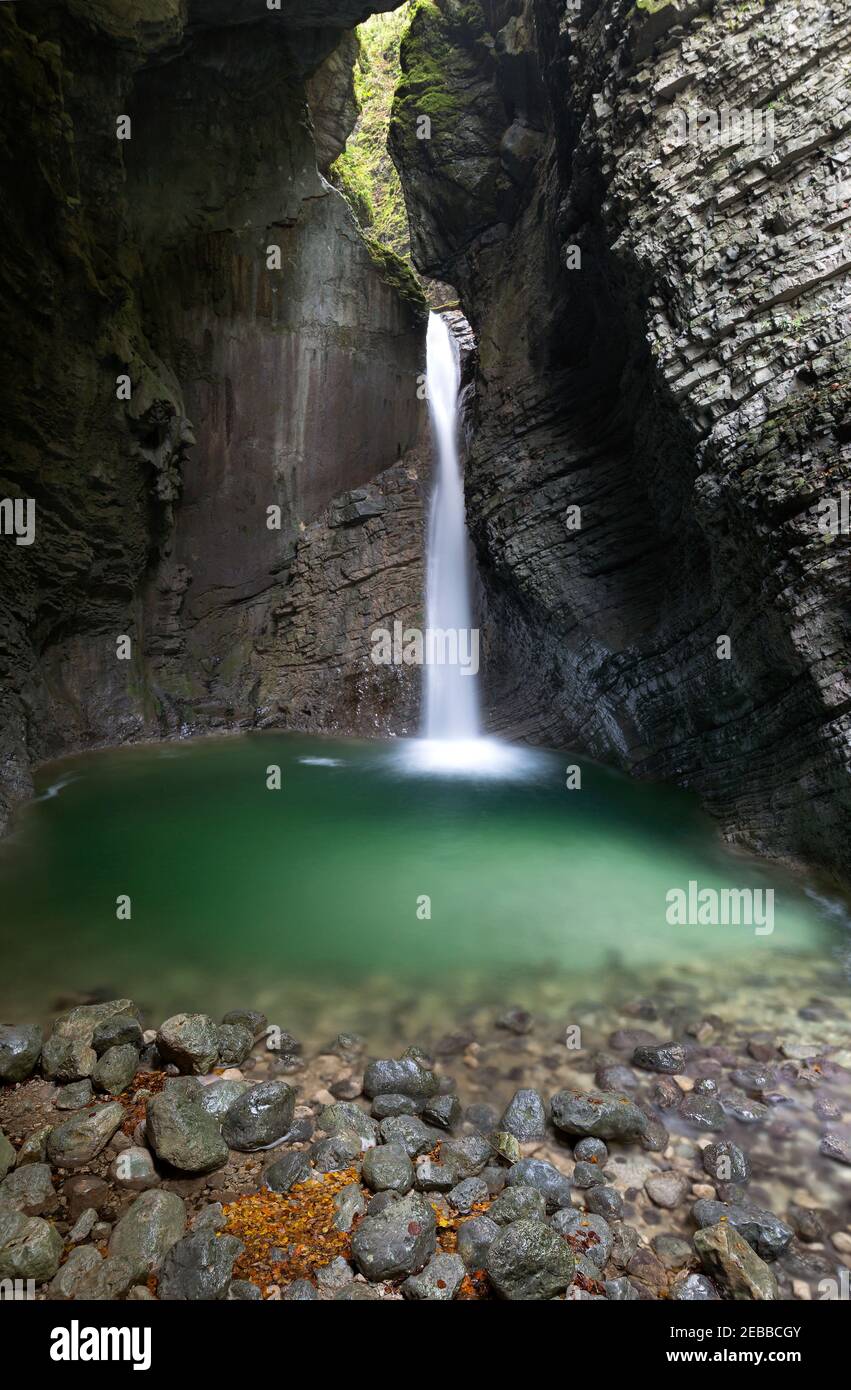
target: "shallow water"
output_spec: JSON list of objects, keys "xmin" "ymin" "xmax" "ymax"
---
[{"xmin": 0, "ymin": 732, "xmax": 848, "ymax": 1042}]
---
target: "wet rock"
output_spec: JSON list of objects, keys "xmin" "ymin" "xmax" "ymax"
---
[
  {"xmin": 605, "ymin": 1276, "xmax": 640, "ymax": 1300},
  {"xmin": 702, "ymin": 1139, "xmax": 751, "ymax": 1185},
  {"xmin": 47, "ymin": 1244, "xmax": 103, "ymax": 1299},
  {"xmin": 55, "ymin": 1079, "xmax": 93, "ymax": 1109},
  {"xmin": 465, "ymin": 1103, "xmax": 500, "ymax": 1133},
  {"xmin": 670, "ymin": 1271, "xmax": 720, "ymax": 1300},
  {"xmin": 109, "ymin": 1190, "xmax": 186, "ymax": 1278},
  {"xmin": 221, "ymin": 1009, "xmax": 267, "ymax": 1037},
  {"xmin": 363, "ymin": 1055, "xmax": 440, "ymax": 1100},
  {"xmin": 228, "ymin": 1279, "xmax": 262, "ymax": 1300},
  {"xmin": 693, "ymin": 1077, "xmax": 719, "ymax": 1095},
  {"xmin": 221, "ymin": 1080, "xmax": 296, "ymax": 1151},
  {"xmin": 16, "ymin": 1127, "xmax": 51, "ymax": 1166},
  {"xmin": 422, "ymin": 1094, "xmax": 461, "ymax": 1131},
  {"xmin": 609, "ymin": 1028, "xmax": 658, "ymax": 1052},
  {"xmin": 362, "ymin": 1143, "xmax": 414, "ymax": 1194},
  {"xmin": 595, "ymin": 1063, "xmax": 638, "ymax": 1091},
  {"xmin": 457, "ymin": 1213, "xmax": 499, "ymax": 1269},
  {"xmin": 352, "ymin": 1191, "xmax": 436, "ymax": 1280},
  {"xmin": 41, "ymin": 1035, "xmax": 96, "ymax": 1083},
  {"xmin": 692, "ymin": 1199, "xmax": 793, "ymax": 1261},
  {"xmin": 552, "ymin": 1208, "xmax": 612, "ymax": 1268},
  {"xmin": 490, "ymin": 1185, "xmax": 547, "ymax": 1225},
  {"xmin": 694, "ymin": 1221, "xmax": 778, "ymax": 1300},
  {"xmin": 626, "ymin": 1246, "xmax": 668, "ymax": 1296},
  {"xmin": 507, "ymin": 1157, "xmax": 572, "ymax": 1212},
  {"xmin": 720, "ymin": 1093, "xmax": 768, "ymax": 1124},
  {"xmin": 586, "ymin": 1186, "xmax": 624, "ymax": 1220},
  {"xmin": 283, "ymin": 1278, "xmax": 317, "ymax": 1300},
  {"xmin": 0, "ymin": 1202, "xmax": 63, "ymax": 1281},
  {"xmin": 73, "ymin": 1254, "xmax": 138, "ymax": 1301},
  {"xmin": 91, "ymin": 1013, "xmax": 143, "ymax": 1055},
  {"xmin": 403, "ymin": 1251, "xmax": 465, "ymax": 1300},
  {"xmin": 652, "ymin": 1233, "xmax": 693, "ymax": 1270},
  {"xmin": 550, "ymin": 1088, "xmax": 649, "ymax": 1143},
  {"xmin": 317, "ymin": 1101, "xmax": 378, "ymax": 1149},
  {"xmin": 52, "ymin": 1001, "xmax": 140, "ymax": 1046},
  {"xmin": 500, "ymin": 1088, "xmax": 547, "ymax": 1140},
  {"xmin": 639, "ymin": 1114, "xmax": 670, "ymax": 1152},
  {"xmin": 191, "ymin": 1203, "xmax": 225, "ymax": 1233},
  {"xmin": 572, "ymin": 1161, "xmax": 607, "ymax": 1189},
  {"xmin": 371, "ymin": 1093, "xmax": 424, "ymax": 1119},
  {"xmin": 47, "ymin": 1102, "xmax": 124, "ymax": 1168},
  {"xmin": 196, "ymin": 1078, "xmax": 250, "ymax": 1120},
  {"xmin": 645, "ymin": 1171, "xmax": 689, "ymax": 1209},
  {"xmin": 495, "ymin": 1006, "xmax": 533, "ymax": 1035},
  {"xmin": 729, "ymin": 1065, "xmax": 776, "ymax": 1095},
  {"xmin": 486, "ymin": 1219, "xmax": 575, "ymax": 1300},
  {"xmin": 92, "ymin": 1043, "xmax": 139, "ymax": 1096},
  {"xmin": 448, "ymin": 1176, "xmax": 489, "ymax": 1213},
  {"xmin": 439, "ymin": 1135, "xmax": 491, "ymax": 1179},
  {"xmin": 157, "ymin": 1013, "xmax": 220, "ymax": 1075},
  {"xmin": 609, "ymin": 1223, "xmax": 640, "ymax": 1269},
  {"xmin": 652, "ymin": 1076, "xmax": 683, "ymax": 1110},
  {"xmin": 216, "ymin": 1024, "xmax": 254, "ymax": 1067},
  {"xmin": 264, "ymin": 1152, "xmax": 312, "ymax": 1193},
  {"xmin": 0, "ymin": 1024, "xmax": 42, "ymax": 1082},
  {"xmin": 574, "ymin": 1137, "xmax": 608, "ymax": 1166},
  {"xmin": 680, "ymin": 1093, "xmax": 727, "ymax": 1131},
  {"xmin": 311, "ymin": 1134, "xmax": 362, "ymax": 1173},
  {"xmin": 146, "ymin": 1091, "xmax": 228, "ymax": 1175},
  {"xmin": 820, "ymin": 1130, "xmax": 851, "ymax": 1165},
  {"xmin": 0, "ymin": 1163, "xmax": 56, "ymax": 1215},
  {"xmin": 334, "ymin": 1282, "xmax": 383, "ymax": 1300},
  {"xmin": 158, "ymin": 1229, "xmax": 243, "ymax": 1300},
  {"xmin": 633, "ymin": 1042, "xmax": 686, "ymax": 1074},
  {"xmin": 333, "ymin": 1182, "xmax": 366, "ymax": 1232},
  {"xmin": 788, "ymin": 1203, "xmax": 825, "ymax": 1243},
  {"xmin": 63, "ymin": 1174, "xmax": 109, "ymax": 1220}
]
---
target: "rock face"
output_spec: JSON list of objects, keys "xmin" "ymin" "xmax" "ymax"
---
[
  {"xmin": 390, "ymin": 0, "xmax": 851, "ymax": 884},
  {"xmin": 0, "ymin": 0, "xmax": 427, "ymax": 831}
]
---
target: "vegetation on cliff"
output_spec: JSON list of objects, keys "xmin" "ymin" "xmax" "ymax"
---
[{"xmin": 331, "ymin": 7, "xmax": 413, "ymax": 261}]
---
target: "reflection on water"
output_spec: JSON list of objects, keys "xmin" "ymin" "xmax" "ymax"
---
[{"xmin": 0, "ymin": 732, "xmax": 848, "ymax": 1038}]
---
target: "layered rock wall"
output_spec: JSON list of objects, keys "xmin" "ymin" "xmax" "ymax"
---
[
  {"xmin": 391, "ymin": 0, "xmax": 851, "ymax": 881},
  {"xmin": 0, "ymin": 0, "xmax": 428, "ymax": 825}
]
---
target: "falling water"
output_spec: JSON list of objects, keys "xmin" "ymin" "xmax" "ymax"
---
[{"xmin": 424, "ymin": 312, "xmax": 480, "ymax": 741}]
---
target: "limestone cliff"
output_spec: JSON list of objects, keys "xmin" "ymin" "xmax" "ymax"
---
[
  {"xmin": 0, "ymin": 0, "xmax": 428, "ymax": 827},
  {"xmin": 391, "ymin": 0, "xmax": 851, "ymax": 883}
]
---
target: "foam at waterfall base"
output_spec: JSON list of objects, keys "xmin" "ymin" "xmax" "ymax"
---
[{"xmin": 398, "ymin": 736, "xmax": 541, "ymax": 779}]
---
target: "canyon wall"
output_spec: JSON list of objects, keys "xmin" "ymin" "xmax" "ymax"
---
[
  {"xmin": 0, "ymin": 0, "xmax": 428, "ymax": 828},
  {"xmin": 390, "ymin": 0, "xmax": 851, "ymax": 882}
]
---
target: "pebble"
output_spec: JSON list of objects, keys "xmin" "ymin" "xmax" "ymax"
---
[
  {"xmin": 486, "ymin": 1219, "xmax": 574, "ymax": 1300},
  {"xmin": 361, "ymin": 1143, "xmax": 414, "ymax": 1194}
]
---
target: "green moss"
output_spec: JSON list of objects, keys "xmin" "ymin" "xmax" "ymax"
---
[
  {"xmin": 363, "ymin": 233, "xmax": 427, "ymax": 315},
  {"xmin": 330, "ymin": 7, "xmax": 414, "ymax": 262}
]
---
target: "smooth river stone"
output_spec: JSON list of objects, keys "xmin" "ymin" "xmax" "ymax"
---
[{"xmin": 47, "ymin": 1103, "xmax": 125, "ymax": 1168}]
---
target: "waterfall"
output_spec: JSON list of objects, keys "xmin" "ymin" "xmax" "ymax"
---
[{"xmin": 423, "ymin": 311, "xmax": 480, "ymax": 740}]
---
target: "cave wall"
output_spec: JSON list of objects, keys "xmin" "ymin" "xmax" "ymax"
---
[
  {"xmin": 0, "ymin": 0, "xmax": 428, "ymax": 826},
  {"xmin": 390, "ymin": 0, "xmax": 851, "ymax": 883}
]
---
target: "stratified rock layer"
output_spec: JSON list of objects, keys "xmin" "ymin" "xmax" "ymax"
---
[
  {"xmin": 0, "ymin": 0, "xmax": 427, "ymax": 828},
  {"xmin": 391, "ymin": 0, "xmax": 851, "ymax": 882}
]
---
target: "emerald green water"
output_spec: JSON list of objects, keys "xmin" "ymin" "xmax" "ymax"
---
[{"xmin": 1, "ymin": 733, "xmax": 847, "ymax": 1041}]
